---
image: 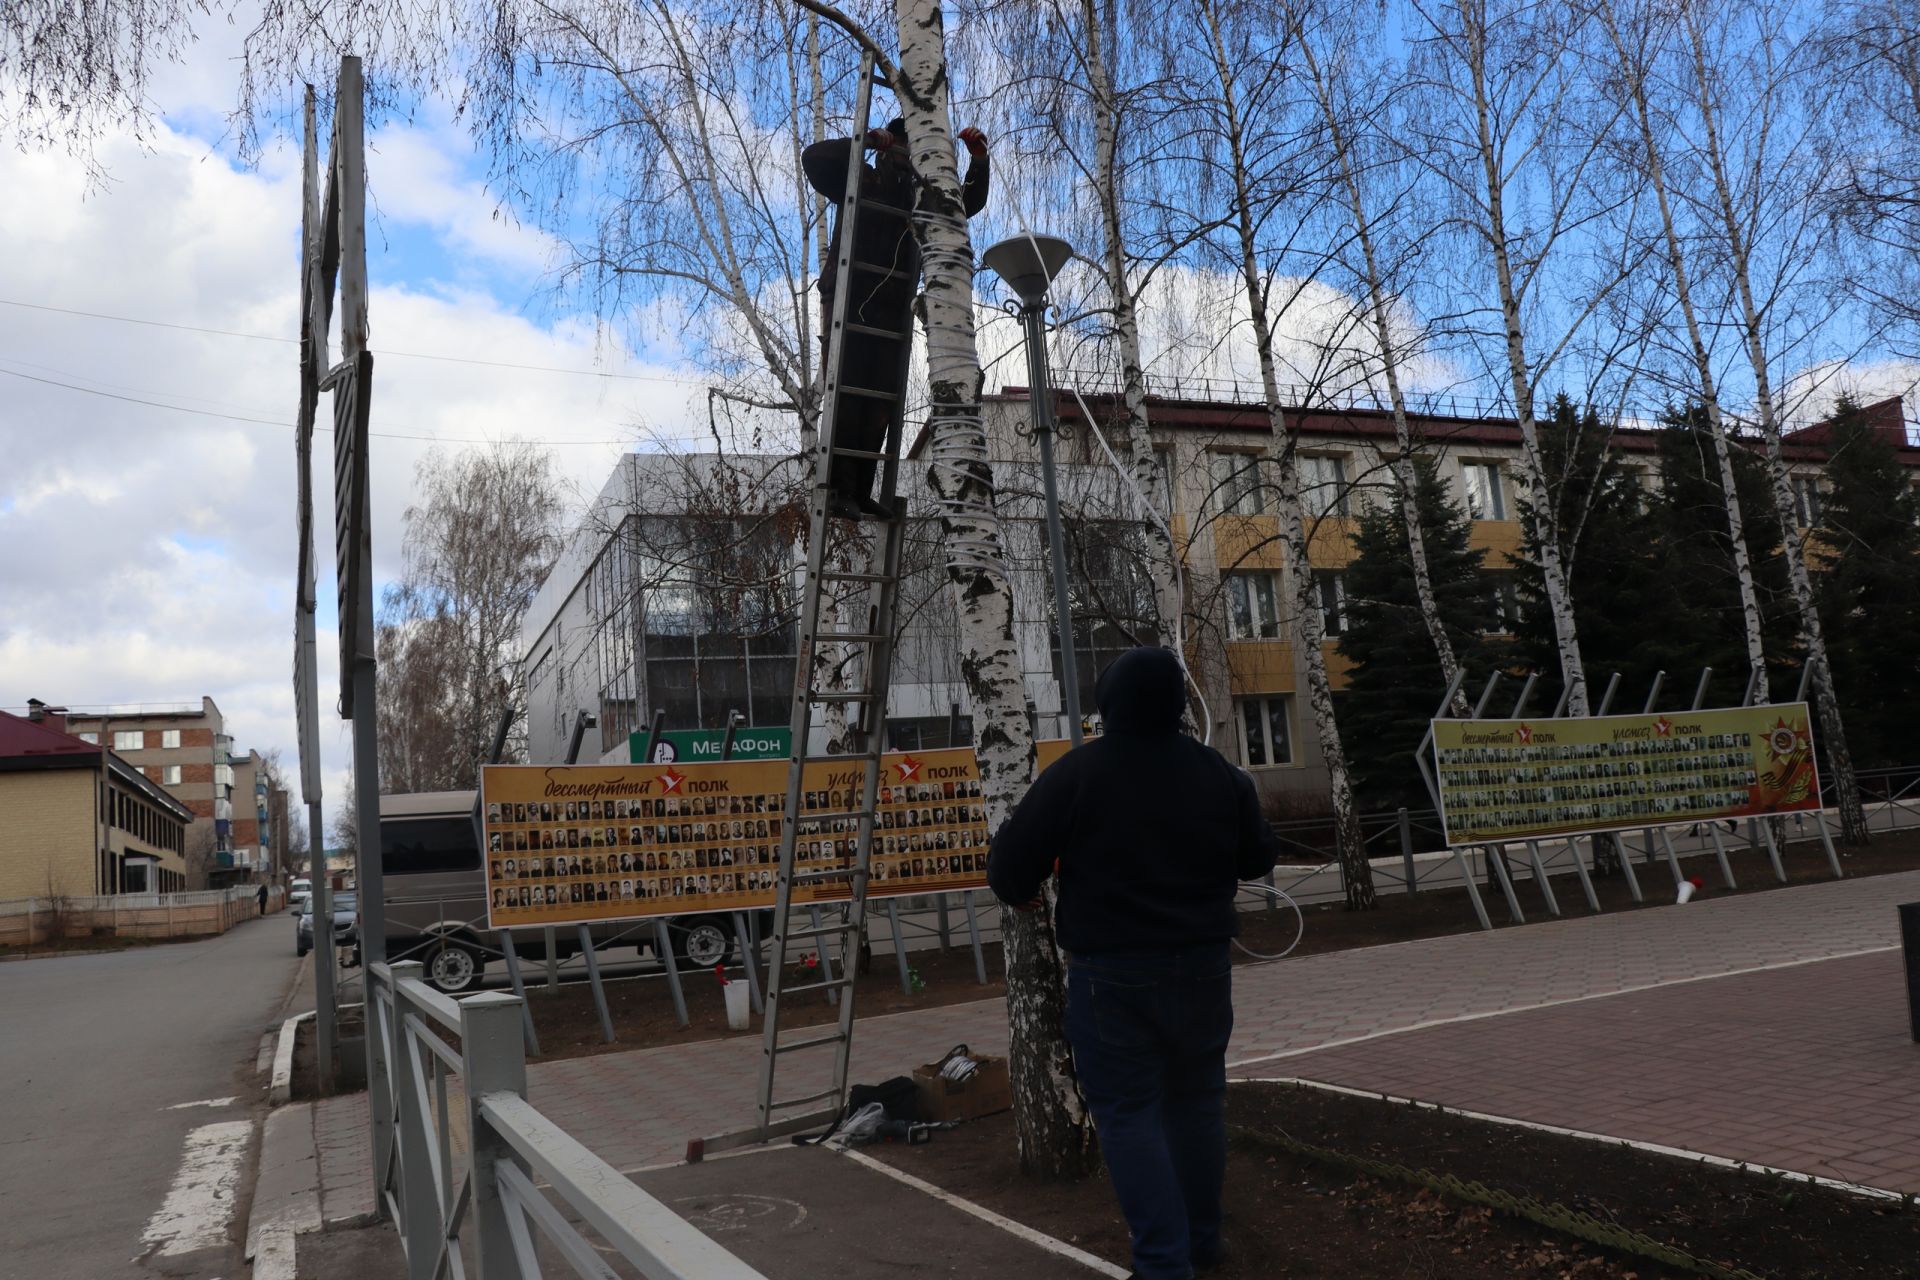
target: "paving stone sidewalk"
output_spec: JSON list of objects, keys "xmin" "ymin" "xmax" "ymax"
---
[
  {"xmin": 312, "ymin": 868, "xmax": 1920, "ymax": 1223},
  {"xmin": 1271, "ymin": 948, "xmax": 1920, "ymax": 1195}
]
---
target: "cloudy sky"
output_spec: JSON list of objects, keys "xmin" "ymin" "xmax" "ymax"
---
[{"xmin": 0, "ymin": 31, "xmax": 715, "ymax": 849}]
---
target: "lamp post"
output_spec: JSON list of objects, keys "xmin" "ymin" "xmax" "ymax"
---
[{"xmin": 982, "ymin": 232, "xmax": 1084, "ymax": 746}]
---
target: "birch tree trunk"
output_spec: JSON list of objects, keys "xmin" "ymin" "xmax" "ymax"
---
[
  {"xmin": 1200, "ymin": 0, "xmax": 1373, "ymax": 909},
  {"xmin": 1459, "ymin": 2, "xmax": 1591, "ymax": 718},
  {"xmin": 1680, "ymin": 8, "xmax": 1869, "ymax": 843},
  {"xmin": 1081, "ymin": 0, "xmax": 1183, "ymax": 646},
  {"xmin": 893, "ymin": 0, "xmax": 1100, "ymax": 1176},
  {"xmin": 1295, "ymin": 26, "xmax": 1464, "ymax": 713},
  {"xmin": 1596, "ymin": 0, "xmax": 1769, "ymax": 705}
]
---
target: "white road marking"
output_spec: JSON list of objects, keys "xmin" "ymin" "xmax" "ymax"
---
[
  {"xmin": 142, "ymin": 1120, "xmax": 252, "ymax": 1256},
  {"xmin": 165, "ymin": 1097, "xmax": 239, "ymax": 1111}
]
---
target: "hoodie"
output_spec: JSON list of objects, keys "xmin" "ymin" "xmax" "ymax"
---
[{"xmin": 987, "ymin": 646, "xmax": 1279, "ymax": 954}]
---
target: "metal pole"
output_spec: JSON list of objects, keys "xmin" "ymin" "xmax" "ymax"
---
[
  {"xmin": 721, "ymin": 710, "xmax": 742, "ymax": 762},
  {"xmin": 543, "ymin": 928, "xmax": 559, "ymax": 992},
  {"xmin": 1023, "ymin": 305, "xmax": 1083, "ymax": 747},
  {"xmin": 653, "ymin": 919, "xmax": 689, "ymax": 1028},
  {"xmin": 1398, "ymin": 807, "xmax": 1416, "ymax": 894},
  {"xmin": 350, "ymin": 657, "xmax": 391, "ymax": 1211},
  {"xmin": 496, "ymin": 931, "xmax": 540, "ymax": 1057},
  {"xmin": 887, "ymin": 900, "xmax": 913, "ymax": 996},
  {"xmin": 962, "ymin": 891, "xmax": 988, "ymax": 984},
  {"xmin": 575, "ymin": 925, "xmax": 615, "ymax": 1044},
  {"xmin": 730, "ymin": 912, "xmax": 763, "ymax": 1016},
  {"xmin": 936, "ymin": 894, "xmax": 951, "ymax": 950},
  {"xmin": 638, "ymin": 709, "xmax": 667, "ymax": 765}
]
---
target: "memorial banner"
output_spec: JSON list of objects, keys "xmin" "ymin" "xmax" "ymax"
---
[
  {"xmin": 479, "ymin": 747, "xmax": 990, "ymax": 929},
  {"xmin": 1431, "ymin": 702, "xmax": 1821, "ymax": 846}
]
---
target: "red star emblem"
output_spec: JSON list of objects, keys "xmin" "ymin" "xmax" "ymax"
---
[
  {"xmin": 1655, "ymin": 717, "xmax": 1674, "ymax": 738},
  {"xmin": 1515, "ymin": 724, "xmax": 1533, "ymax": 745},
  {"xmin": 895, "ymin": 755, "xmax": 923, "ymax": 782},
  {"xmin": 658, "ymin": 768, "xmax": 686, "ymax": 794}
]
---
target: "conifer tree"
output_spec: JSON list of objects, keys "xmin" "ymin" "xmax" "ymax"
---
[
  {"xmin": 1814, "ymin": 397, "xmax": 1920, "ymax": 767},
  {"xmin": 1336, "ymin": 456, "xmax": 1493, "ymax": 811}
]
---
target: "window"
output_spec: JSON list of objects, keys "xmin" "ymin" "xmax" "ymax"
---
[
  {"xmin": 1153, "ymin": 449, "xmax": 1176, "ymax": 514},
  {"xmin": 1462, "ymin": 462, "xmax": 1507, "ymax": 521},
  {"xmin": 887, "ymin": 716, "xmax": 975, "ymax": 752},
  {"xmin": 1301, "ymin": 455, "xmax": 1350, "ymax": 518},
  {"xmin": 1225, "ymin": 572, "xmax": 1281, "ymax": 640},
  {"xmin": 1314, "ymin": 571, "xmax": 1347, "ymax": 636},
  {"xmin": 1791, "ymin": 476, "xmax": 1823, "ymax": 527},
  {"xmin": 160, "ymin": 729, "xmax": 181, "ymax": 749},
  {"xmin": 1485, "ymin": 573, "xmax": 1521, "ymax": 634},
  {"xmin": 161, "ymin": 765, "xmax": 182, "ymax": 786},
  {"xmin": 1209, "ymin": 452, "xmax": 1267, "ymax": 516},
  {"xmin": 1238, "ymin": 696, "xmax": 1294, "ymax": 767},
  {"xmin": 77, "ymin": 732, "xmax": 97, "ymax": 744},
  {"xmin": 113, "ymin": 730, "xmax": 144, "ymax": 751},
  {"xmin": 381, "ymin": 816, "xmax": 482, "ymax": 876}
]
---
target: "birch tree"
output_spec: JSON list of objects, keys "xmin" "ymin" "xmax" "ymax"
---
[
  {"xmin": 1403, "ymin": 0, "xmax": 1644, "ymax": 720},
  {"xmin": 1181, "ymin": 0, "xmax": 1374, "ymax": 908},
  {"xmin": 1668, "ymin": 0, "xmax": 1870, "ymax": 842},
  {"xmin": 1593, "ymin": 0, "xmax": 1769, "ymax": 704},
  {"xmin": 1290, "ymin": 1, "xmax": 1466, "ymax": 711}
]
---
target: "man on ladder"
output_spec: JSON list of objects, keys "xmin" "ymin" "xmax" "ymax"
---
[{"xmin": 802, "ymin": 118, "xmax": 991, "ymax": 519}]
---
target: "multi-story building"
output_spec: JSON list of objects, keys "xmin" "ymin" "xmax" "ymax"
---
[
  {"xmin": 0, "ymin": 702, "xmax": 192, "ymax": 898},
  {"xmin": 521, "ymin": 386, "xmax": 1918, "ymax": 805},
  {"xmin": 61, "ymin": 699, "xmax": 289, "ymax": 886}
]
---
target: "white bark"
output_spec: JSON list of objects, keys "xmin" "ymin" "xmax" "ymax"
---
[
  {"xmin": 1596, "ymin": 0, "xmax": 1769, "ymax": 703},
  {"xmin": 1679, "ymin": 5, "xmax": 1868, "ymax": 842},
  {"xmin": 892, "ymin": 0, "xmax": 1099, "ymax": 1175},
  {"xmin": 1199, "ymin": 0, "xmax": 1372, "ymax": 908},
  {"xmin": 1080, "ymin": 0, "xmax": 1183, "ymax": 647},
  {"xmin": 1457, "ymin": 0, "xmax": 1591, "ymax": 716},
  {"xmin": 1295, "ymin": 22, "xmax": 1464, "ymax": 712}
]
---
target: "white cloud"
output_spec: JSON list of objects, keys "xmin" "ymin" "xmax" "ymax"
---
[{"xmin": 0, "ymin": 103, "xmax": 707, "ymax": 847}]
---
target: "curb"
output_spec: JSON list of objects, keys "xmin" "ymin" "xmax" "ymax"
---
[
  {"xmin": 269, "ymin": 1011, "xmax": 312, "ymax": 1106},
  {"xmin": 246, "ymin": 1104, "xmax": 323, "ymax": 1280}
]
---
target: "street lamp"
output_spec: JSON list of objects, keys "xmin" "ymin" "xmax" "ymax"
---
[{"xmin": 982, "ymin": 232, "xmax": 1084, "ymax": 746}]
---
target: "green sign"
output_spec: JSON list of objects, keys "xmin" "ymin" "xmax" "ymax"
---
[{"xmin": 628, "ymin": 725, "xmax": 792, "ymax": 764}]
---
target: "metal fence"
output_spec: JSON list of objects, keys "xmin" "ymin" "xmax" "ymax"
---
[{"xmin": 366, "ymin": 959, "xmax": 768, "ymax": 1279}]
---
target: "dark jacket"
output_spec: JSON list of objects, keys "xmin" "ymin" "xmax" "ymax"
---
[
  {"xmin": 801, "ymin": 137, "xmax": 989, "ymax": 329},
  {"xmin": 987, "ymin": 647, "xmax": 1279, "ymax": 954}
]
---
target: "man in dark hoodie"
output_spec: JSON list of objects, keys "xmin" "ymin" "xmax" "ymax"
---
[
  {"xmin": 801, "ymin": 118, "xmax": 989, "ymax": 520},
  {"xmin": 988, "ymin": 646, "xmax": 1278, "ymax": 1280}
]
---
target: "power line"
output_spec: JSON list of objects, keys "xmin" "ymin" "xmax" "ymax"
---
[
  {"xmin": 0, "ymin": 365, "xmax": 643, "ymax": 446},
  {"xmin": 0, "ymin": 297, "xmax": 708, "ymax": 387}
]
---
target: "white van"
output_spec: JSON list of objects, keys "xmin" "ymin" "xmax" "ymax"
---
[{"xmin": 288, "ymin": 878, "xmax": 312, "ymax": 913}]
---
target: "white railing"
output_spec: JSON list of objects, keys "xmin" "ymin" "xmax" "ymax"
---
[{"xmin": 367, "ymin": 960, "xmax": 768, "ymax": 1279}]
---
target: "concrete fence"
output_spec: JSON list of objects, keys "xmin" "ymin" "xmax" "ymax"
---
[{"xmin": 0, "ymin": 884, "xmax": 284, "ymax": 948}]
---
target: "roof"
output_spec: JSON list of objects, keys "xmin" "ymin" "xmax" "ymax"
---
[
  {"xmin": 0, "ymin": 708, "xmax": 103, "ymax": 769},
  {"xmin": 1780, "ymin": 397, "xmax": 1919, "ymax": 453}
]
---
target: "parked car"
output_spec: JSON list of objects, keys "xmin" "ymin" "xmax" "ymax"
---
[
  {"xmin": 296, "ymin": 891, "xmax": 357, "ymax": 957},
  {"xmin": 288, "ymin": 878, "xmax": 312, "ymax": 914},
  {"xmin": 378, "ymin": 791, "xmax": 770, "ymax": 994}
]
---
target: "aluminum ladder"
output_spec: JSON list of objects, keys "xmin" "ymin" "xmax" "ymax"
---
[{"xmin": 703, "ymin": 51, "xmax": 916, "ymax": 1155}]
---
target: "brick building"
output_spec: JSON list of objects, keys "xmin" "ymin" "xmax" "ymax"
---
[{"xmin": 0, "ymin": 702, "xmax": 192, "ymax": 898}]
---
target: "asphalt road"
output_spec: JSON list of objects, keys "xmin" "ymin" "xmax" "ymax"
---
[{"xmin": 0, "ymin": 913, "xmax": 303, "ymax": 1280}]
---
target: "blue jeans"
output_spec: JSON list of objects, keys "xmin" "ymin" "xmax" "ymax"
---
[{"xmin": 1065, "ymin": 942, "xmax": 1233, "ymax": 1280}]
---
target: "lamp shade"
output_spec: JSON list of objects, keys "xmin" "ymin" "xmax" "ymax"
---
[{"xmin": 982, "ymin": 233, "xmax": 1075, "ymax": 306}]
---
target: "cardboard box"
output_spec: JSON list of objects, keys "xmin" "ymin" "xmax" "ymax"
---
[{"xmin": 913, "ymin": 1053, "xmax": 1012, "ymax": 1123}]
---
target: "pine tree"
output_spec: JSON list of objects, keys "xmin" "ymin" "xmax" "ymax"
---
[
  {"xmin": 1814, "ymin": 397, "xmax": 1920, "ymax": 767},
  {"xmin": 1336, "ymin": 456, "xmax": 1493, "ymax": 811}
]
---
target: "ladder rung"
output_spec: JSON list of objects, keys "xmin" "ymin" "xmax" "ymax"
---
[
  {"xmin": 775, "ymin": 975, "xmax": 855, "ymax": 997},
  {"xmin": 776, "ymin": 923, "xmax": 854, "ymax": 946},
  {"xmin": 771, "ymin": 1087, "xmax": 844, "ymax": 1112},
  {"xmin": 774, "ymin": 1032, "xmax": 848, "ymax": 1057},
  {"xmin": 830, "ymin": 447, "xmax": 890, "ymax": 461},
  {"xmin": 813, "ymin": 631, "xmax": 887, "ymax": 644},
  {"xmin": 837, "ymin": 385, "xmax": 900, "ymax": 401},
  {"xmin": 792, "ymin": 865, "xmax": 859, "ymax": 884},
  {"xmin": 821, "ymin": 569, "xmax": 894, "ymax": 584},
  {"xmin": 794, "ymin": 809, "xmax": 873, "ymax": 826},
  {"xmin": 803, "ymin": 690, "xmax": 877, "ymax": 703},
  {"xmin": 844, "ymin": 321, "xmax": 910, "ymax": 340},
  {"xmin": 799, "ymin": 752, "xmax": 879, "ymax": 765},
  {"xmin": 855, "ymin": 198, "xmax": 911, "ymax": 219},
  {"xmin": 849, "ymin": 263, "xmax": 911, "ymax": 281}
]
